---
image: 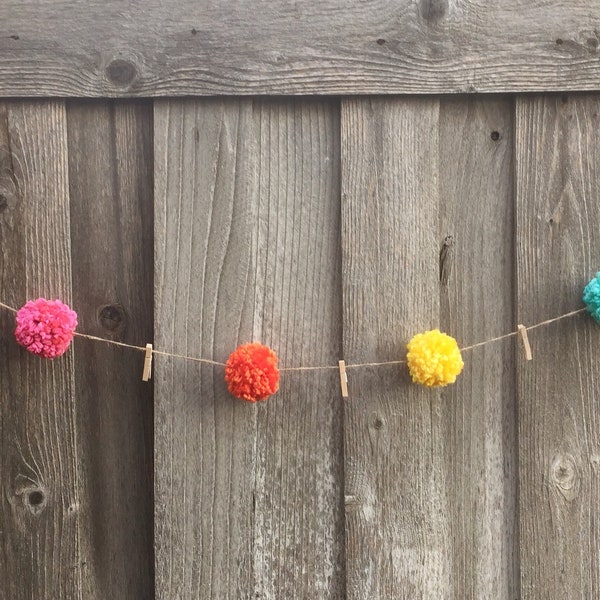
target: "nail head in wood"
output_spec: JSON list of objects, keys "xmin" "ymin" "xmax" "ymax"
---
[{"xmin": 142, "ymin": 343, "xmax": 153, "ymax": 381}]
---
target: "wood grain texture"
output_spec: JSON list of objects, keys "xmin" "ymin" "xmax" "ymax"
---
[
  {"xmin": 341, "ymin": 97, "xmax": 518, "ymax": 598},
  {"xmin": 439, "ymin": 98, "xmax": 518, "ymax": 599},
  {"xmin": 0, "ymin": 102, "xmax": 81, "ymax": 598},
  {"xmin": 516, "ymin": 95, "xmax": 600, "ymax": 599},
  {"xmin": 154, "ymin": 99, "xmax": 344, "ymax": 599},
  {"xmin": 67, "ymin": 101, "xmax": 154, "ymax": 599},
  {"xmin": 1, "ymin": 1, "xmax": 600, "ymax": 97},
  {"xmin": 341, "ymin": 97, "xmax": 450, "ymax": 598}
]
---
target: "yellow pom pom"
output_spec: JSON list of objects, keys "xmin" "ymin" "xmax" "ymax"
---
[{"xmin": 406, "ymin": 329, "xmax": 464, "ymax": 387}]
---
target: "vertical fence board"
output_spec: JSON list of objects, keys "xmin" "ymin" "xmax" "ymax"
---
[
  {"xmin": 154, "ymin": 99, "xmax": 344, "ymax": 599},
  {"xmin": 67, "ymin": 101, "xmax": 154, "ymax": 599},
  {"xmin": 439, "ymin": 98, "xmax": 518, "ymax": 599},
  {"xmin": 341, "ymin": 96, "xmax": 518, "ymax": 599},
  {"xmin": 0, "ymin": 102, "xmax": 81, "ymax": 598},
  {"xmin": 516, "ymin": 95, "xmax": 600, "ymax": 598},
  {"xmin": 341, "ymin": 98, "xmax": 449, "ymax": 598},
  {"xmin": 250, "ymin": 101, "xmax": 345, "ymax": 598}
]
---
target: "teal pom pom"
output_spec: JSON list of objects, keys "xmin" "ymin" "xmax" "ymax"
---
[{"xmin": 583, "ymin": 273, "xmax": 600, "ymax": 323}]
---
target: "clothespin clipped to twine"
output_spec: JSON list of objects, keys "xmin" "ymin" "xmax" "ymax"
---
[
  {"xmin": 517, "ymin": 324, "xmax": 533, "ymax": 361},
  {"xmin": 142, "ymin": 343, "xmax": 153, "ymax": 381},
  {"xmin": 338, "ymin": 360, "xmax": 349, "ymax": 398}
]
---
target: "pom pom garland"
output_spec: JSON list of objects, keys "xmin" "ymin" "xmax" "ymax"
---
[
  {"xmin": 583, "ymin": 273, "xmax": 600, "ymax": 323},
  {"xmin": 3, "ymin": 276, "xmax": 597, "ymax": 398},
  {"xmin": 225, "ymin": 342, "xmax": 280, "ymax": 402},
  {"xmin": 406, "ymin": 329, "xmax": 464, "ymax": 387},
  {"xmin": 15, "ymin": 298, "xmax": 78, "ymax": 358}
]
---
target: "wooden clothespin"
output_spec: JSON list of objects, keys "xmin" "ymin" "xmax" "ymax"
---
[
  {"xmin": 517, "ymin": 324, "xmax": 533, "ymax": 361},
  {"xmin": 338, "ymin": 360, "xmax": 349, "ymax": 398},
  {"xmin": 142, "ymin": 343, "xmax": 153, "ymax": 381}
]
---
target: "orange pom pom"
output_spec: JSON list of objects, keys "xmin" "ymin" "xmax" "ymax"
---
[{"xmin": 225, "ymin": 342, "xmax": 279, "ymax": 402}]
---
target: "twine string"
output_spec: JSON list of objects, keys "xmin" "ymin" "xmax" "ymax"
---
[
  {"xmin": 0, "ymin": 300, "xmax": 588, "ymax": 371},
  {"xmin": 0, "ymin": 302, "xmax": 16, "ymax": 314}
]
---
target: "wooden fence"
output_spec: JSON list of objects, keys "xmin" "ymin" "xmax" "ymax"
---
[{"xmin": 2, "ymin": 3, "xmax": 600, "ymax": 599}]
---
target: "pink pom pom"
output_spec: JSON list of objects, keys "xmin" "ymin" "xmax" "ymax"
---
[{"xmin": 15, "ymin": 298, "xmax": 78, "ymax": 358}]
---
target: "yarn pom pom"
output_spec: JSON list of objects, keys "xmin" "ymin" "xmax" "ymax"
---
[
  {"xmin": 225, "ymin": 342, "xmax": 279, "ymax": 402},
  {"xmin": 406, "ymin": 329, "xmax": 464, "ymax": 387},
  {"xmin": 583, "ymin": 273, "xmax": 600, "ymax": 323},
  {"xmin": 15, "ymin": 298, "xmax": 78, "ymax": 358}
]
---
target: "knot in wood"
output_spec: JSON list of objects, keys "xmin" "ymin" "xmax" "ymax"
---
[
  {"xmin": 551, "ymin": 454, "xmax": 579, "ymax": 501},
  {"xmin": 98, "ymin": 303, "xmax": 127, "ymax": 333},
  {"xmin": 28, "ymin": 490, "xmax": 44, "ymax": 506},
  {"xmin": 439, "ymin": 234, "xmax": 454, "ymax": 285},
  {"xmin": 0, "ymin": 176, "xmax": 18, "ymax": 212},
  {"xmin": 106, "ymin": 59, "xmax": 138, "ymax": 86},
  {"xmin": 19, "ymin": 486, "xmax": 48, "ymax": 515},
  {"xmin": 373, "ymin": 416, "xmax": 384, "ymax": 430},
  {"xmin": 419, "ymin": 0, "xmax": 448, "ymax": 23}
]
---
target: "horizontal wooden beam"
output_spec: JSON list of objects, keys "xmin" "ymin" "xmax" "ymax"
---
[{"xmin": 1, "ymin": 0, "xmax": 599, "ymax": 97}]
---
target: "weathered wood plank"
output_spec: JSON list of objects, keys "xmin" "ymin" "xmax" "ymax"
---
[
  {"xmin": 516, "ymin": 95, "xmax": 600, "ymax": 598},
  {"xmin": 439, "ymin": 98, "xmax": 518, "ymax": 599},
  {"xmin": 341, "ymin": 97, "xmax": 450, "ymax": 598},
  {"xmin": 0, "ymin": 102, "xmax": 81, "ymax": 598},
  {"xmin": 66, "ymin": 101, "xmax": 154, "ymax": 599},
  {"xmin": 154, "ymin": 99, "xmax": 344, "ymax": 599},
  {"xmin": 1, "ymin": 1, "xmax": 600, "ymax": 97},
  {"xmin": 341, "ymin": 96, "xmax": 518, "ymax": 598}
]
